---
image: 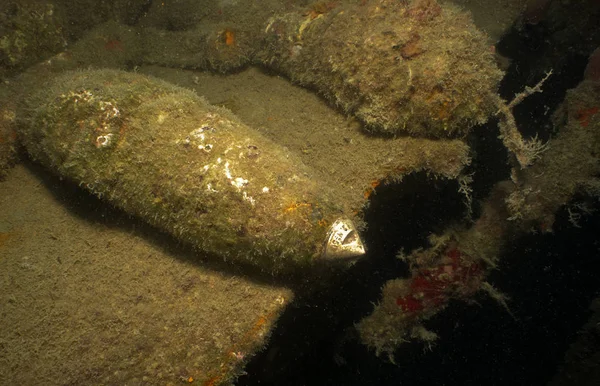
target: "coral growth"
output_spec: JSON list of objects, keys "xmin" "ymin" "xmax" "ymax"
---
[{"xmin": 357, "ymin": 234, "xmax": 488, "ymax": 357}]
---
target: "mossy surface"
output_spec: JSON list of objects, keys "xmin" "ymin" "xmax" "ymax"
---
[
  {"xmin": 259, "ymin": 0, "xmax": 503, "ymax": 137},
  {"xmin": 19, "ymin": 69, "xmax": 348, "ymax": 274},
  {"xmin": 0, "ymin": 83, "xmax": 18, "ymax": 179},
  {"xmin": 0, "ymin": 116, "xmax": 17, "ymax": 180},
  {"xmin": 0, "ymin": 2, "xmax": 66, "ymax": 79}
]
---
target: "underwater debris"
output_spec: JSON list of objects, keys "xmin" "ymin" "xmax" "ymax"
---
[{"xmin": 16, "ymin": 69, "xmax": 366, "ymax": 275}]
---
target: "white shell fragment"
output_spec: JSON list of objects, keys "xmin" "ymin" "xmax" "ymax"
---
[{"xmin": 323, "ymin": 218, "xmax": 366, "ymax": 259}]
